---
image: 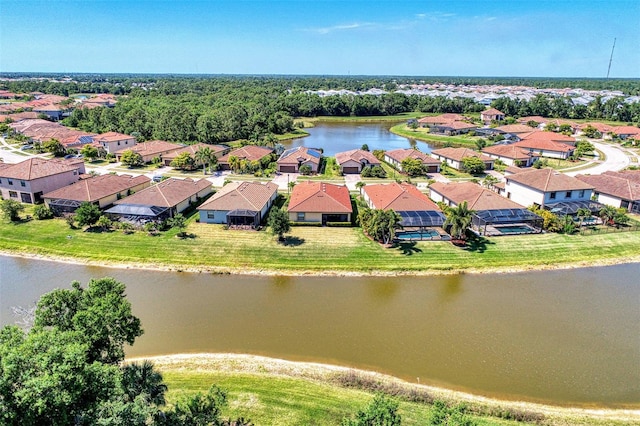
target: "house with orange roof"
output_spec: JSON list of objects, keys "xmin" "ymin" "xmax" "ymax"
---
[
  {"xmin": 93, "ymin": 132, "xmax": 137, "ymax": 153},
  {"xmin": 218, "ymin": 145, "xmax": 274, "ymax": 171},
  {"xmin": 431, "ymin": 147, "xmax": 494, "ymax": 171},
  {"xmin": 496, "ymin": 124, "xmax": 538, "ymax": 135},
  {"xmin": 197, "ymin": 181, "xmax": 278, "ymax": 227},
  {"xmin": 504, "ymin": 168, "xmax": 594, "ymax": 211},
  {"xmin": 334, "ymin": 149, "xmax": 381, "ymax": 174},
  {"xmin": 106, "ymin": 178, "xmax": 212, "ymax": 221},
  {"xmin": 0, "ymin": 158, "xmax": 85, "ymax": 204},
  {"xmin": 482, "ymin": 144, "xmax": 540, "ymax": 167},
  {"xmin": 384, "ymin": 148, "xmax": 440, "ymax": 173},
  {"xmin": 362, "ymin": 182, "xmax": 445, "ymax": 231},
  {"xmin": 163, "ymin": 143, "xmax": 229, "ymax": 167},
  {"xmin": 511, "ymin": 132, "xmax": 576, "ymax": 160},
  {"xmin": 32, "ymin": 104, "xmax": 65, "ymax": 121},
  {"xmin": 113, "ymin": 140, "xmax": 182, "ymax": 163},
  {"xmin": 417, "ymin": 113, "xmax": 467, "ymax": 126},
  {"xmin": 429, "ymin": 120, "xmax": 478, "ymax": 136},
  {"xmin": 480, "ymin": 108, "xmax": 505, "ymax": 123},
  {"xmin": 516, "ymin": 116, "xmax": 548, "ymax": 127},
  {"xmin": 610, "ymin": 126, "xmax": 640, "ymax": 141},
  {"xmin": 43, "ymin": 174, "xmax": 150, "ymax": 213},
  {"xmin": 277, "ymin": 146, "xmax": 323, "ymax": 173},
  {"xmin": 575, "ymin": 171, "xmax": 640, "ymax": 214},
  {"xmin": 287, "ymin": 181, "xmax": 352, "ymax": 225},
  {"xmin": 429, "ymin": 181, "xmax": 543, "ymax": 235}
]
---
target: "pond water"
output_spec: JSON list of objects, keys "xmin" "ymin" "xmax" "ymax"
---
[
  {"xmin": 2, "ymin": 256, "xmax": 639, "ymax": 408},
  {"xmin": 280, "ymin": 122, "xmax": 434, "ymax": 156}
]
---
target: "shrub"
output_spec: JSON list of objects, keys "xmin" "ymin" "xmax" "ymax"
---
[
  {"xmin": 326, "ymin": 221, "xmax": 351, "ymax": 227},
  {"xmin": 33, "ymin": 204, "xmax": 54, "ymax": 220},
  {"xmin": 299, "ymin": 164, "xmax": 312, "ymax": 175}
]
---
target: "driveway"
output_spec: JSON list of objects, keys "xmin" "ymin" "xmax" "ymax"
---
[
  {"xmin": 271, "ymin": 172, "xmax": 299, "ymax": 190},
  {"xmin": 343, "ymin": 173, "xmax": 361, "ymax": 190},
  {"xmin": 564, "ymin": 141, "xmax": 630, "ymax": 176}
]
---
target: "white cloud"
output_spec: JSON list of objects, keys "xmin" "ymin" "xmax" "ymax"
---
[{"xmin": 306, "ymin": 22, "xmax": 376, "ymax": 35}]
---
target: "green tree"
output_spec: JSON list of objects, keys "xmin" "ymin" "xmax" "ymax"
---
[
  {"xmin": 170, "ymin": 152, "xmax": 195, "ymax": 170},
  {"xmin": 461, "ymin": 157, "xmax": 486, "ymax": 175},
  {"xmin": 0, "ymin": 199, "xmax": 25, "ymax": 222},
  {"xmin": 299, "ymin": 164, "xmax": 312, "ymax": 175},
  {"xmin": 342, "ymin": 393, "xmax": 401, "ymax": 426},
  {"xmin": 429, "ymin": 400, "xmax": 477, "ymax": 426},
  {"xmin": 355, "ymin": 181, "xmax": 366, "ymax": 194},
  {"xmin": 168, "ymin": 213, "xmax": 187, "ymax": 237},
  {"xmin": 34, "ymin": 277, "xmax": 143, "ymax": 365},
  {"xmin": 361, "ymin": 143, "xmax": 370, "ymax": 152},
  {"xmin": 96, "ymin": 215, "xmax": 112, "ymax": 231},
  {"xmin": 80, "ymin": 144, "xmax": 100, "ymax": 161},
  {"xmin": 194, "ymin": 146, "xmax": 213, "ymax": 175},
  {"xmin": 33, "ymin": 204, "xmax": 54, "ymax": 220},
  {"xmin": 401, "ymin": 157, "xmax": 425, "ymax": 177},
  {"xmin": 120, "ymin": 150, "xmax": 144, "ymax": 168},
  {"xmin": 599, "ymin": 205, "xmax": 617, "ymax": 226},
  {"xmin": 482, "ymin": 175, "xmax": 499, "ymax": 189},
  {"xmin": 120, "ymin": 360, "xmax": 167, "ymax": 406},
  {"xmin": 161, "ymin": 385, "xmax": 228, "ymax": 426},
  {"xmin": 42, "ymin": 138, "xmax": 66, "ymax": 157},
  {"xmin": 268, "ymin": 208, "xmax": 290, "ymax": 242},
  {"xmin": 614, "ymin": 208, "xmax": 629, "ymax": 226},
  {"xmin": 576, "ymin": 207, "xmax": 591, "ymax": 228},
  {"xmin": 359, "ymin": 208, "xmax": 402, "ymax": 244},
  {"xmin": 444, "ymin": 201, "xmax": 475, "ymax": 241},
  {"xmin": 475, "ymin": 138, "xmax": 487, "ymax": 151},
  {"xmin": 75, "ymin": 202, "xmax": 101, "ymax": 228}
]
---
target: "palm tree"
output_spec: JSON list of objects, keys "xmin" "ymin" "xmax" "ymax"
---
[
  {"xmin": 576, "ymin": 207, "xmax": 591, "ymax": 228},
  {"xmin": 121, "ymin": 360, "xmax": 167, "ymax": 405},
  {"xmin": 229, "ymin": 155, "xmax": 241, "ymax": 173},
  {"xmin": 355, "ymin": 181, "xmax": 366, "ymax": 195},
  {"xmin": 444, "ymin": 201, "xmax": 475, "ymax": 241},
  {"xmin": 599, "ymin": 205, "xmax": 617, "ymax": 226},
  {"xmin": 194, "ymin": 146, "xmax": 212, "ymax": 175}
]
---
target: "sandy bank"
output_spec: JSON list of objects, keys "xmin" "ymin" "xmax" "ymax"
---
[
  {"xmin": 128, "ymin": 353, "xmax": 640, "ymax": 424},
  {"xmin": 2, "ymin": 250, "xmax": 639, "ymax": 277}
]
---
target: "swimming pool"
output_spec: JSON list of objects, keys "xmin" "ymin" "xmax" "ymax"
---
[
  {"xmin": 494, "ymin": 224, "xmax": 536, "ymax": 234},
  {"xmin": 396, "ymin": 229, "xmax": 440, "ymax": 240}
]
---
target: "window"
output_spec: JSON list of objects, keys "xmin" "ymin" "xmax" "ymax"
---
[
  {"xmin": 117, "ymin": 141, "xmax": 121, "ymax": 145},
  {"xmin": 9, "ymin": 191, "xmax": 17, "ymax": 198},
  {"xmin": 207, "ymin": 212, "xmax": 215, "ymax": 219},
  {"xmin": 579, "ymin": 190, "xmax": 585, "ymax": 198},
  {"xmin": 20, "ymin": 181, "xmax": 26, "ymax": 187},
  {"xmin": 0, "ymin": 179, "xmax": 2, "ymax": 184},
  {"xmin": 565, "ymin": 191, "xmax": 572, "ymax": 199},
  {"xmin": 7, "ymin": 179, "xmax": 13, "ymax": 185},
  {"xmin": 550, "ymin": 192, "xmax": 556, "ymax": 200},
  {"xmin": 297, "ymin": 212, "xmax": 305, "ymax": 221}
]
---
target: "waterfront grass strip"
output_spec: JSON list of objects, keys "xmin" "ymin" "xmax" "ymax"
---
[{"xmin": 1, "ymin": 216, "xmax": 639, "ymax": 273}]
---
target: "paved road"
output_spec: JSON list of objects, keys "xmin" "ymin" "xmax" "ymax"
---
[{"xmin": 564, "ymin": 141, "xmax": 630, "ymax": 176}]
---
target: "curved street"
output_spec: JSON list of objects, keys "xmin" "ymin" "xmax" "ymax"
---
[{"xmin": 564, "ymin": 141, "xmax": 631, "ymax": 176}]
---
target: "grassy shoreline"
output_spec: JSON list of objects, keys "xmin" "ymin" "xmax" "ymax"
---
[
  {"xmin": 1, "ymin": 217, "xmax": 640, "ymax": 275},
  {"xmin": 128, "ymin": 354, "xmax": 640, "ymax": 425}
]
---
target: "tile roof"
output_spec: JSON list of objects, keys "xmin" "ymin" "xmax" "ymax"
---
[
  {"xmin": 0, "ymin": 158, "xmax": 83, "ymax": 180},
  {"xmin": 578, "ymin": 122, "xmax": 614, "ymax": 133},
  {"xmin": 603, "ymin": 170, "xmax": 640, "ymax": 184},
  {"xmin": 198, "ymin": 181, "xmax": 278, "ymax": 211},
  {"xmin": 506, "ymin": 168, "xmax": 593, "ymax": 192},
  {"xmin": 122, "ymin": 140, "xmax": 181, "ymax": 157},
  {"xmin": 517, "ymin": 116, "xmax": 548, "ymax": 124},
  {"xmin": 114, "ymin": 178, "xmax": 211, "ymax": 208},
  {"xmin": 93, "ymin": 132, "xmax": 135, "ymax": 142},
  {"xmin": 512, "ymin": 139, "xmax": 575, "ymax": 153},
  {"xmin": 431, "ymin": 147, "xmax": 493, "ymax": 162},
  {"xmin": 481, "ymin": 108, "xmax": 504, "ymax": 116},
  {"xmin": 277, "ymin": 146, "xmax": 322, "ymax": 165},
  {"xmin": 417, "ymin": 113, "xmax": 467, "ymax": 124},
  {"xmin": 611, "ymin": 126, "xmax": 640, "ymax": 136},
  {"xmin": 334, "ymin": 149, "xmax": 381, "ymax": 166},
  {"xmin": 385, "ymin": 148, "xmax": 440, "ymax": 165},
  {"xmin": 163, "ymin": 143, "xmax": 228, "ymax": 160},
  {"xmin": 482, "ymin": 144, "xmax": 541, "ymax": 160},
  {"xmin": 496, "ymin": 124, "xmax": 538, "ymax": 133},
  {"xmin": 288, "ymin": 181, "xmax": 352, "ymax": 213},
  {"xmin": 575, "ymin": 173, "xmax": 640, "ymax": 201},
  {"xmin": 218, "ymin": 145, "xmax": 274, "ymax": 163},
  {"xmin": 430, "ymin": 181, "xmax": 526, "ymax": 210},
  {"xmin": 518, "ymin": 131, "xmax": 575, "ymax": 144},
  {"xmin": 363, "ymin": 183, "xmax": 441, "ymax": 211},
  {"xmin": 43, "ymin": 174, "xmax": 150, "ymax": 203}
]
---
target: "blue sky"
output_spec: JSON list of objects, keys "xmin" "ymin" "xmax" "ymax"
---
[{"xmin": 1, "ymin": 0, "xmax": 638, "ymax": 77}]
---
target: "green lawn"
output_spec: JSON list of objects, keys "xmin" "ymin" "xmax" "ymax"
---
[
  {"xmin": 162, "ymin": 370, "xmax": 521, "ymax": 426},
  {"xmin": 389, "ymin": 124, "xmax": 481, "ymax": 147},
  {"xmin": 2, "ymin": 214, "xmax": 639, "ymax": 274}
]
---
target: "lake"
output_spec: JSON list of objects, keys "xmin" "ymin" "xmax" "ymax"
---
[
  {"xmin": 1, "ymin": 256, "xmax": 638, "ymax": 408},
  {"xmin": 280, "ymin": 121, "xmax": 434, "ymax": 156}
]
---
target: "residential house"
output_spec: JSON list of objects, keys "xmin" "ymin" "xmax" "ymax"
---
[
  {"xmin": 504, "ymin": 168, "xmax": 595, "ymax": 211},
  {"xmin": 496, "ymin": 124, "xmax": 539, "ymax": 135},
  {"xmin": 429, "ymin": 121, "xmax": 478, "ymax": 136},
  {"xmin": 482, "ymin": 144, "xmax": 540, "ymax": 167},
  {"xmin": 288, "ymin": 181, "xmax": 352, "ymax": 225},
  {"xmin": 511, "ymin": 132, "xmax": 576, "ymax": 160},
  {"xmin": 334, "ymin": 149, "xmax": 381, "ymax": 174},
  {"xmin": 106, "ymin": 178, "xmax": 212, "ymax": 221},
  {"xmin": 429, "ymin": 181, "xmax": 542, "ymax": 235},
  {"xmin": 9, "ymin": 118, "xmax": 95, "ymax": 149},
  {"xmin": 163, "ymin": 143, "xmax": 229, "ymax": 167},
  {"xmin": 32, "ymin": 104, "xmax": 65, "ymax": 121},
  {"xmin": 93, "ymin": 132, "xmax": 137, "ymax": 153},
  {"xmin": 610, "ymin": 126, "xmax": 640, "ymax": 141},
  {"xmin": 480, "ymin": 108, "xmax": 505, "ymax": 123},
  {"xmin": 114, "ymin": 140, "xmax": 182, "ymax": 163},
  {"xmin": 218, "ymin": 145, "xmax": 274, "ymax": 171},
  {"xmin": 575, "ymin": 171, "xmax": 640, "ymax": 214},
  {"xmin": 0, "ymin": 158, "xmax": 85, "ymax": 204},
  {"xmin": 43, "ymin": 174, "xmax": 150, "ymax": 214},
  {"xmin": 277, "ymin": 147, "xmax": 322, "ymax": 173},
  {"xmin": 516, "ymin": 116, "xmax": 548, "ymax": 127},
  {"xmin": 384, "ymin": 148, "xmax": 440, "ymax": 173},
  {"xmin": 431, "ymin": 147, "xmax": 494, "ymax": 171},
  {"xmin": 417, "ymin": 113, "xmax": 467, "ymax": 126},
  {"xmin": 197, "ymin": 181, "xmax": 278, "ymax": 227},
  {"xmin": 362, "ymin": 182, "xmax": 445, "ymax": 229}
]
